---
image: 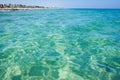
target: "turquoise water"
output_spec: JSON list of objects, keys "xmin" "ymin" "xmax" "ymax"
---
[{"xmin": 0, "ymin": 9, "xmax": 120, "ymax": 80}]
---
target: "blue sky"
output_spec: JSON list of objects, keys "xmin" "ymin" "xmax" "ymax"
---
[{"xmin": 0, "ymin": 0, "xmax": 120, "ymax": 8}]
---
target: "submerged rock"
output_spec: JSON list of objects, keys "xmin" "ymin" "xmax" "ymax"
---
[
  {"xmin": 12, "ymin": 75, "xmax": 21, "ymax": 80},
  {"xmin": 29, "ymin": 65, "xmax": 49, "ymax": 76}
]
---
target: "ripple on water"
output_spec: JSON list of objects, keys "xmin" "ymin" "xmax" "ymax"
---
[
  {"xmin": 0, "ymin": 48, "xmax": 15, "ymax": 59},
  {"xmin": 0, "ymin": 66, "xmax": 6, "ymax": 80},
  {"xmin": 43, "ymin": 51, "xmax": 66, "ymax": 69},
  {"xmin": 0, "ymin": 9, "xmax": 120, "ymax": 80}
]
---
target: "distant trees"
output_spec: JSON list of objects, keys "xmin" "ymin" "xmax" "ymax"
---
[{"xmin": 0, "ymin": 4, "xmax": 45, "ymax": 8}]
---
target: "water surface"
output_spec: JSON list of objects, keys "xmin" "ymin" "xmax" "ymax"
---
[{"xmin": 0, "ymin": 9, "xmax": 120, "ymax": 80}]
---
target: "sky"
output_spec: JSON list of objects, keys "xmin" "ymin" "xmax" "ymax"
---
[{"xmin": 0, "ymin": 0, "xmax": 120, "ymax": 8}]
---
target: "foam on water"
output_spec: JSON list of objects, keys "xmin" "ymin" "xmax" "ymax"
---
[{"xmin": 0, "ymin": 9, "xmax": 120, "ymax": 80}]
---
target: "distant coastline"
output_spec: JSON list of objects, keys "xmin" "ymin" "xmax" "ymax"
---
[{"xmin": 0, "ymin": 4, "xmax": 54, "ymax": 11}]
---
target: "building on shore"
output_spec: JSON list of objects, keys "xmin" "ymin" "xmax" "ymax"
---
[{"xmin": 0, "ymin": 4, "xmax": 45, "ymax": 9}]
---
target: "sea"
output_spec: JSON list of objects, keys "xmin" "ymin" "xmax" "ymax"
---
[{"xmin": 0, "ymin": 9, "xmax": 120, "ymax": 80}]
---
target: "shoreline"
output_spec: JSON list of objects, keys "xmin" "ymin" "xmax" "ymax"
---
[{"xmin": 0, "ymin": 8, "xmax": 49, "ymax": 11}]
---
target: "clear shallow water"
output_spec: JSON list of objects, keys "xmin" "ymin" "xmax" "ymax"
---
[{"xmin": 0, "ymin": 9, "xmax": 120, "ymax": 80}]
